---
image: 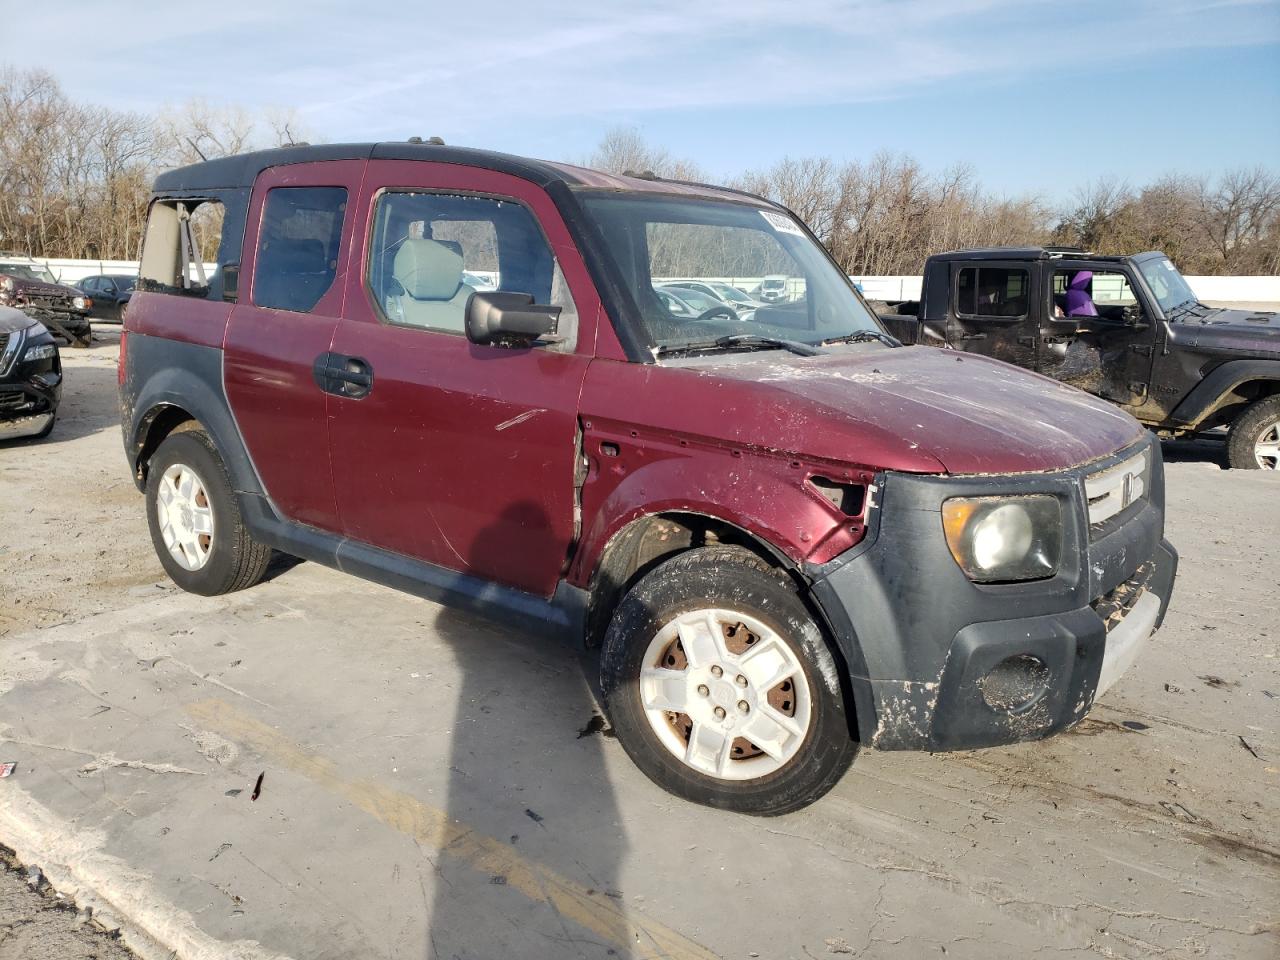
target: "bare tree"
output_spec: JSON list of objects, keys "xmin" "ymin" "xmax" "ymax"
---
[
  {"xmin": 586, "ymin": 127, "xmax": 702, "ymax": 180},
  {"xmin": 0, "ymin": 68, "xmax": 325, "ymax": 260},
  {"xmin": 1197, "ymin": 166, "xmax": 1280, "ymax": 273},
  {"xmin": 2, "ymin": 70, "xmax": 1275, "ymax": 276}
]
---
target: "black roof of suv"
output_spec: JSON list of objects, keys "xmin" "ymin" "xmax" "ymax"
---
[{"xmin": 153, "ymin": 142, "xmax": 766, "ymax": 208}]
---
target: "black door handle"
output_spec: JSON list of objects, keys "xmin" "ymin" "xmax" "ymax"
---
[{"xmin": 313, "ymin": 352, "xmax": 374, "ymax": 398}]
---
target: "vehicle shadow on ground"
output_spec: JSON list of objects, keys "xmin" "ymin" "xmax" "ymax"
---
[
  {"xmin": 1159, "ymin": 435, "xmax": 1229, "ymax": 468},
  {"xmin": 423, "ymin": 502, "xmax": 638, "ymax": 959}
]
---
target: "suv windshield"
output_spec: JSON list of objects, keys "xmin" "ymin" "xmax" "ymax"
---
[
  {"xmin": 0, "ymin": 263, "xmax": 58, "ymax": 284},
  {"xmin": 1137, "ymin": 256, "xmax": 1198, "ymax": 315},
  {"xmin": 579, "ymin": 194, "xmax": 880, "ymax": 351}
]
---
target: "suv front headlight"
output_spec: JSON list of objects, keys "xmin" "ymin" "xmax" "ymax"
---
[
  {"xmin": 942, "ymin": 495, "xmax": 1062, "ymax": 582},
  {"xmin": 73, "ymin": 295, "xmax": 88, "ymax": 310},
  {"xmin": 24, "ymin": 342, "xmax": 56, "ymax": 361}
]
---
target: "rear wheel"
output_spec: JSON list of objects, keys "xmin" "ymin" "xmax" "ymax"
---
[
  {"xmin": 600, "ymin": 547, "xmax": 857, "ymax": 816},
  {"xmin": 145, "ymin": 429, "xmax": 272, "ymax": 595},
  {"xmin": 1226, "ymin": 396, "xmax": 1280, "ymax": 470}
]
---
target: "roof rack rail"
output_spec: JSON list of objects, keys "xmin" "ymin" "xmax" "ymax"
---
[{"xmin": 1043, "ymin": 245, "xmax": 1091, "ymax": 256}]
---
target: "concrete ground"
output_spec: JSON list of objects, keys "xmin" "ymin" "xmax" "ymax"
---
[{"xmin": 0, "ymin": 328, "xmax": 1276, "ymax": 960}]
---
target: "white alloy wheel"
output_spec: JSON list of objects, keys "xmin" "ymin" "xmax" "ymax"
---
[
  {"xmin": 639, "ymin": 608, "xmax": 813, "ymax": 781},
  {"xmin": 155, "ymin": 462, "xmax": 215, "ymax": 571},
  {"xmin": 1254, "ymin": 418, "xmax": 1280, "ymax": 469}
]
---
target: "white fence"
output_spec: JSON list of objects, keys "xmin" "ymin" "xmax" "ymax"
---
[
  {"xmin": 25, "ymin": 258, "xmax": 1280, "ymax": 304},
  {"xmin": 38, "ymin": 258, "xmax": 142, "ymax": 285}
]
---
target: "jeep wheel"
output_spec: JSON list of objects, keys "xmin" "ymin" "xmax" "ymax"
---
[
  {"xmin": 1226, "ymin": 396, "xmax": 1280, "ymax": 470},
  {"xmin": 600, "ymin": 547, "xmax": 857, "ymax": 816},
  {"xmin": 146, "ymin": 429, "xmax": 272, "ymax": 595}
]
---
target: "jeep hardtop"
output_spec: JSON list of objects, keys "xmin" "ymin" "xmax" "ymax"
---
[
  {"xmin": 120, "ymin": 143, "xmax": 1177, "ymax": 814},
  {"xmin": 877, "ymin": 246, "xmax": 1280, "ymax": 469}
]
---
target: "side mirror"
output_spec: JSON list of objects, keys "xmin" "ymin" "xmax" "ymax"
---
[
  {"xmin": 1123, "ymin": 303, "xmax": 1149, "ymax": 329},
  {"xmin": 466, "ymin": 291, "xmax": 561, "ymax": 347},
  {"xmin": 222, "ymin": 264, "xmax": 240, "ymax": 303}
]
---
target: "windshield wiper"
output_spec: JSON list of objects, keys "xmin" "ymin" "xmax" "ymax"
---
[
  {"xmin": 1166, "ymin": 297, "xmax": 1200, "ymax": 318},
  {"xmin": 658, "ymin": 334, "xmax": 824, "ymax": 357},
  {"xmin": 822, "ymin": 329, "xmax": 902, "ymax": 348}
]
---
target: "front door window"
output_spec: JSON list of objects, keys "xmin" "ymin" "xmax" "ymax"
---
[{"xmin": 366, "ymin": 191, "xmax": 578, "ymax": 349}]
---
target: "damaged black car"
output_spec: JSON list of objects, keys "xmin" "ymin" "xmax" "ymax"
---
[{"xmin": 0, "ymin": 305, "xmax": 61, "ymax": 441}]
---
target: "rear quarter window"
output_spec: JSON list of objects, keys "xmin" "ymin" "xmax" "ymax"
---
[
  {"xmin": 138, "ymin": 198, "xmax": 225, "ymax": 300},
  {"xmin": 956, "ymin": 266, "xmax": 1029, "ymax": 319}
]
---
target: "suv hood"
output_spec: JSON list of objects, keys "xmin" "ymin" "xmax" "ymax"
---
[
  {"xmin": 684, "ymin": 345, "xmax": 1143, "ymax": 475},
  {"xmin": 1176, "ymin": 307, "xmax": 1280, "ymax": 356},
  {"xmin": 0, "ymin": 274, "xmax": 78, "ymax": 300},
  {"xmin": 0, "ymin": 305, "xmax": 35, "ymax": 336}
]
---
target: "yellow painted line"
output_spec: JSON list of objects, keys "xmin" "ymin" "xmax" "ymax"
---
[{"xmin": 186, "ymin": 698, "xmax": 719, "ymax": 960}]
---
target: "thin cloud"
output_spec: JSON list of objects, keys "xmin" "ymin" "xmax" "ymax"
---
[{"xmin": 1, "ymin": 0, "xmax": 1275, "ymax": 144}]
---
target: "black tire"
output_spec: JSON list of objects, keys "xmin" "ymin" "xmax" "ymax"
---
[
  {"xmin": 600, "ymin": 546, "xmax": 857, "ymax": 816},
  {"xmin": 145, "ymin": 429, "xmax": 272, "ymax": 595},
  {"xmin": 1226, "ymin": 396, "xmax": 1280, "ymax": 470}
]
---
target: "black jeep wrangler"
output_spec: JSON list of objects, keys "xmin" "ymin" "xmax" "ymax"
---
[{"xmin": 877, "ymin": 247, "xmax": 1280, "ymax": 469}]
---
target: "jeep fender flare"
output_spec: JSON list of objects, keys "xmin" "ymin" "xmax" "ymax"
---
[{"xmin": 1168, "ymin": 358, "xmax": 1280, "ymax": 428}]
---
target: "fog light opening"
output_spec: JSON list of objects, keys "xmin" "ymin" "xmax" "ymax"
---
[{"xmin": 980, "ymin": 655, "xmax": 1051, "ymax": 713}]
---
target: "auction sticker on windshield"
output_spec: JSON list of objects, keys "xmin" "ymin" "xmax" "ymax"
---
[{"xmin": 759, "ymin": 210, "xmax": 806, "ymax": 237}]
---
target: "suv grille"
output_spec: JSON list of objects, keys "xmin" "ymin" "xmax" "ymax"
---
[
  {"xmin": 29, "ymin": 294, "xmax": 70, "ymax": 310},
  {"xmin": 1092, "ymin": 560, "xmax": 1153, "ymax": 630},
  {"xmin": 1084, "ymin": 447, "xmax": 1150, "ymax": 532},
  {"xmin": 0, "ymin": 331, "xmax": 19, "ymax": 376}
]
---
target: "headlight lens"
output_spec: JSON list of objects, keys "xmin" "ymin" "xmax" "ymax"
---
[
  {"xmin": 942, "ymin": 495, "xmax": 1062, "ymax": 582},
  {"xmin": 73, "ymin": 295, "xmax": 88, "ymax": 310},
  {"xmin": 0, "ymin": 276, "xmax": 13, "ymax": 294},
  {"xmin": 24, "ymin": 343, "xmax": 56, "ymax": 361}
]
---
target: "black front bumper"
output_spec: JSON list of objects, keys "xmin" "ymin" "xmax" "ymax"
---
[
  {"xmin": 1, "ymin": 331, "xmax": 62, "ymax": 438},
  {"xmin": 807, "ymin": 436, "xmax": 1177, "ymax": 752},
  {"xmin": 21, "ymin": 305, "xmax": 90, "ymax": 334}
]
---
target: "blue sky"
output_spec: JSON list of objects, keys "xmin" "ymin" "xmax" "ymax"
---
[{"xmin": 3, "ymin": 0, "xmax": 1277, "ymax": 198}]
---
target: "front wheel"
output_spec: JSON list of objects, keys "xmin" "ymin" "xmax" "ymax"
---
[
  {"xmin": 1226, "ymin": 396, "xmax": 1280, "ymax": 470},
  {"xmin": 600, "ymin": 547, "xmax": 857, "ymax": 816}
]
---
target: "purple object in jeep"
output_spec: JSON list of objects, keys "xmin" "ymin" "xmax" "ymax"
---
[{"xmin": 1065, "ymin": 271, "xmax": 1097, "ymax": 317}]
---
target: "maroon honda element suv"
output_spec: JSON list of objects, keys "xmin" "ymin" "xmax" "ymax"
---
[{"xmin": 120, "ymin": 143, "xmax": 1177, "ymax": 814}]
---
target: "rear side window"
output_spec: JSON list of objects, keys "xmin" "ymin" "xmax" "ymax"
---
[
  {"xmin": 252, "ymin": 187, "xmax": 347, "ymax": 313},
  {"xmin": 956, "ymin": 267, "xmax": 1029, "ymax": 319},
  {"xmin": 367, "ymin": 191, "xmax": 578, "ymax": 348},
  {"xmin": 138, "ymin": 198, "xmax": 225, "ymax": 300}
]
